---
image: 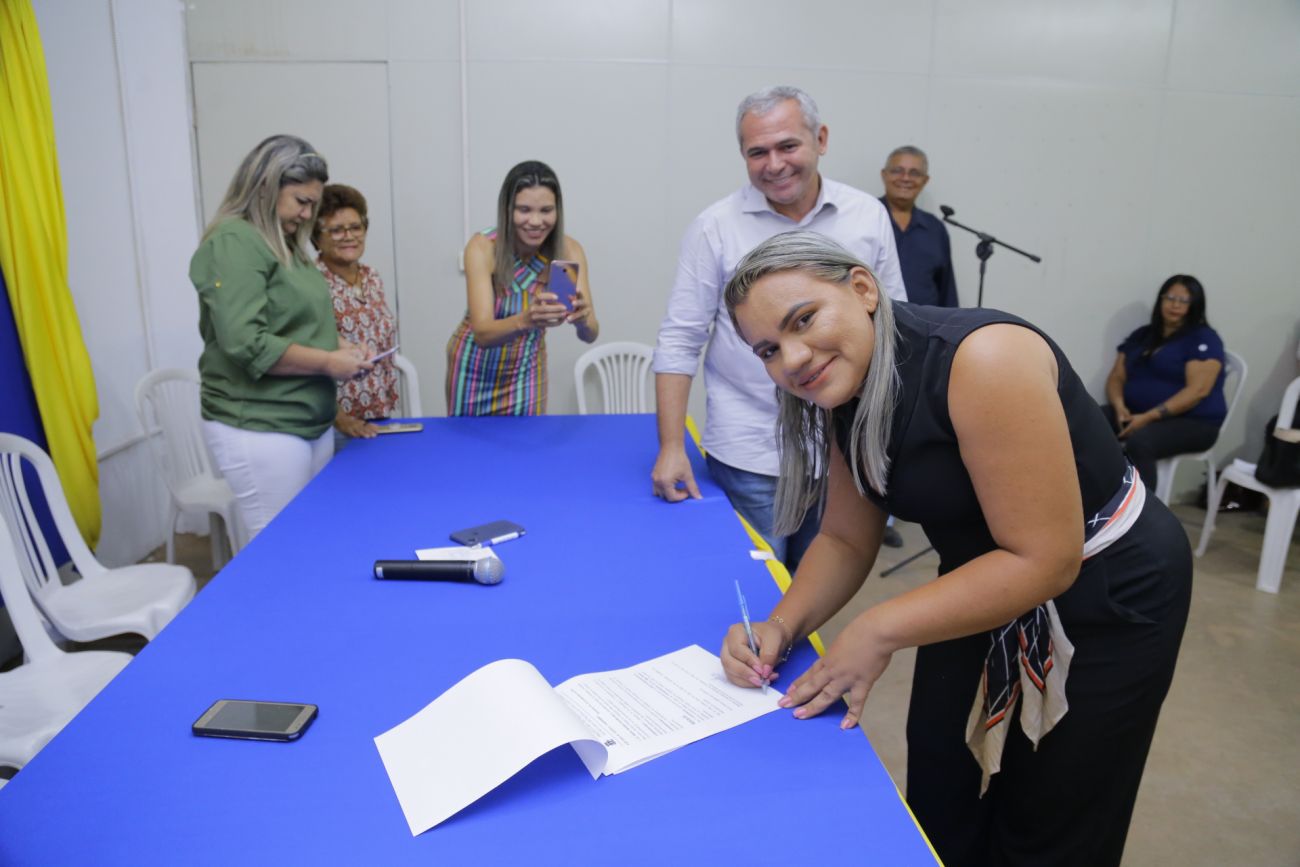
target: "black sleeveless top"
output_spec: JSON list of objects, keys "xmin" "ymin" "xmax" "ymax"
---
[{"xmin": 832, "ymin": 304, "xmax": 1126, "ymax": 575}]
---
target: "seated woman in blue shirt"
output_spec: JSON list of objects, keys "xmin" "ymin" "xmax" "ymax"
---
[{"xmin": 1102, "ymin": 275, "xmax": 1226, "ymax": 490}]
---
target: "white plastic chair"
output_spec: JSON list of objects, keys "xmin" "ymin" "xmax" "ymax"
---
[
  {"xmin": 574, "ymin": 342, "xmax": 655, "ymax": 415},
  {"xmin": 0, "ymin": 433, "xmax": 196, "ymax": 643},
  {"xmin": 135, "ymin": 369, "xmax": 240, "ymax": 566},
  {"xmin": 1154, "ymin": 350, "xmax": 1248, "ymax": 505},
  {"xmin": 1196, "ymin": 375, "xmax": 1300, "ymax": 593},
  {"xmin": 393, "ymin": 353, "xmax": 423, "ymax": 417},
  {"xmin": 0, "ymin": 517, "xmax": 131, "ymax": 771}
]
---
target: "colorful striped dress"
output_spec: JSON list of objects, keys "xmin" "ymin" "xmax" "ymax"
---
[{"xmin": 445, "ymin": 229, "xmax": 548, "ymax": 416}]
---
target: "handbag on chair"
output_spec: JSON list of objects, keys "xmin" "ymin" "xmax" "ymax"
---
[{"xmin": 1255, "ymin": 411, "xmax": 1300, "ymax": 488}]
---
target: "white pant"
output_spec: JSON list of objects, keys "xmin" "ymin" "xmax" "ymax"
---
[{"xmin": 202, "ymin": 420, "xmax": 333, "ymax": 544}]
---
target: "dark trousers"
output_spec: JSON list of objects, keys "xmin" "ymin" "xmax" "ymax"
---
[
  {"xmin": 1099, "ymin": 404, "xmax": 1220, "ymax": 491},
  {"xmin": 905, "ymin": 502, "xmax": 1192, "ymax": 867}
]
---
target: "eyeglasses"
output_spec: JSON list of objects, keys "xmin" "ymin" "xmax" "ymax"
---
[
  {"xmin": 323, "ymin": 223, "xmax": 366, "ymax": 240},
  {"xmin": 884, "ymin": 167, "xmax": 927, "ymax": 180},
  {"xmin": 1161, "ymin": 294, "xmax": 1192, "ymax": 306}
]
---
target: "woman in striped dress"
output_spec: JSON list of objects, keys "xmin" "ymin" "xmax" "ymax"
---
[{"xmin": 446, "ymin": 160, "xmax": 598, "ymax": 415}]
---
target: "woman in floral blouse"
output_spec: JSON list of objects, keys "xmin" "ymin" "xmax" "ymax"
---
[{"xmin": 312, "ymin": 184, "xmax": 400, "ymax": 437}]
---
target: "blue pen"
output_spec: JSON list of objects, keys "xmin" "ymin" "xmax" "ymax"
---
[{"xmin": 734, "ymin": 580, "xmax": 769, "ymax": 694}]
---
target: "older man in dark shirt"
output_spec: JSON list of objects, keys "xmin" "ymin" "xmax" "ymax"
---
[{"xmin": 880, "ymin": 145, "xmax": 958, "ymax": 307}]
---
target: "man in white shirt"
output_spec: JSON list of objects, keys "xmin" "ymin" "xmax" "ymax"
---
[{"xmin": 651, "ymin": 85, "xmax": 906, "ymax": 568}]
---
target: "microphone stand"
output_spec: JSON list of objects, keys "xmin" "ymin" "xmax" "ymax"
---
[
  {"xmin": 939, "ymin": 205, "xmax": 1042, "ymax": 307},
  {"xmin": 879, "ymin": 206, "xmax": 1042, "ymax": 579}
]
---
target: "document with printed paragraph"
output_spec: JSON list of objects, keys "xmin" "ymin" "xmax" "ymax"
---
[{"xmin": 374, "ymin": 644, "xmax": 781, "ymax": 835}]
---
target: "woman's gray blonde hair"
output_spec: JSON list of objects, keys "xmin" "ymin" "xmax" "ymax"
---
[
  {"xmin": 204, "ymin": 134, "xmax": 328, "ymax": 267},
  {"xmin": 723, "ymin": 230, "xmax": 899, "ymax": 534}
]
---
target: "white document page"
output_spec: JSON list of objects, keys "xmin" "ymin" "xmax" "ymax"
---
[
  {"xmin": 373, "ymin": 646, "xmax": 781, "ymax": 836},
  {"xmin": 555, "ymin": 644, "xmax": 782, "ymax": 776},
  {"xmin": 374, "ymin": 658, "xmax": 603, "ymax": 836},
  {"xmin": 414, "ymin": 545, "xmax": 500, "ymax": 562}
]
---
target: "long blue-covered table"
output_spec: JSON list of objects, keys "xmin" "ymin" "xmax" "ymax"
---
[{"xmin": 0, "ymin": 415, "xmax": 937, "ymax": 865}]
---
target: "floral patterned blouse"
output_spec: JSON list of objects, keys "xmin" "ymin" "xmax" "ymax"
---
[{"xmin": 316, "ymin": 257, "xmax": 399, "ymax": 420}]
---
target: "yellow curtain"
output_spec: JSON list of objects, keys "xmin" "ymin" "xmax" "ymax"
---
[{"xmin": 0, "ymin": 0, "xmax": 101, "ymax": 548}]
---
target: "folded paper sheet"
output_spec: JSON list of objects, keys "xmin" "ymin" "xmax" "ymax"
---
[
  {"xmin": 414, "ymin": 545, "xmax": 500, "ymax": 562},
  {"xmin": 374, "ymin": 645, "xmax": 780, "ymax": 835}
]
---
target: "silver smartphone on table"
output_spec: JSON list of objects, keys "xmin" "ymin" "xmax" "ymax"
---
[
  {"xmin": 192, "ymin": 699, "xmax": 318, "ymax": 742},
  {"xmin": 449, "ymin": 519, "xmax": 526, "ymax": 548},
  {"xmin": 374, "ymin": 421, "xmax": 424, "ymax": 435}
]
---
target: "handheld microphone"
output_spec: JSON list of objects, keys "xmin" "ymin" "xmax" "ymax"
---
[
  {"xmin": 940, "ymin": 205, "xmax": 955, "ymax": 218},
  {"xmin": 373, "ymin": 558, "xmax": 505, "ymax": 585}
]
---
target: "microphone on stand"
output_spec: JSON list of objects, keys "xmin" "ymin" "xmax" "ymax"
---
[
  {"xmin": 373, "ymin": 557, "xmax": 505, "ymax": 585},
  {"xmin": 940, "ymin": 204, "xmax": 955, "ymax": 218}
]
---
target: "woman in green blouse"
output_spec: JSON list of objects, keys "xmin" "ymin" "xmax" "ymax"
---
[{"xmin": 190, "ymin": 134, "xmax": 372, "ymax": 543}]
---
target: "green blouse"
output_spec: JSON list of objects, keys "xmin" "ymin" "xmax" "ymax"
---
[{"xmin": 190, "ymin": 219, "xmax": 339, "ymax": 439}]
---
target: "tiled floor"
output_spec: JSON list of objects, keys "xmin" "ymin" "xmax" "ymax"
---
[{"xmin": 820, "ymin": 504, "xmax": 1300, "ymax": 867}]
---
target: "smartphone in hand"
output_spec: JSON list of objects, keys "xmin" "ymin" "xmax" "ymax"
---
[{"xmin": 547, "ymin": 261, "xmax": 580, "ymax": 311}]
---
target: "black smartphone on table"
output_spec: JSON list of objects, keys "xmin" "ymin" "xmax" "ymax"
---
[{"xmin": 192, "ymin": 700, "xmax": 318, "ymax": 742}]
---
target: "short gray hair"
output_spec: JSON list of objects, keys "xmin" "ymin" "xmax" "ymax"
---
[
  {"xmin": 884, "ymin": 145, "xmax": 929, "ymax": 173},
  {"xmin": 724, "ymin": 231, "xmax": 899, "ymax": 534},
  {"xmin": 735, "ymin": 86, "xmax": 822, "ymax": 147},
  {"xmin": 205, "ymin": 134, "xmax": 329, "ymax": 267}
]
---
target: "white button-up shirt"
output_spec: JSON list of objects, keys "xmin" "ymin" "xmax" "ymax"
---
[{"xmin": 653, "ymin": 178, "xmax": 906, "ymax": 476}]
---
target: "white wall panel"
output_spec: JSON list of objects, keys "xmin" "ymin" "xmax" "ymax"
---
[
  {"xmin": 1168, "ymin": 0, "xmax": 1300, "ymax": 95},
  {"xmin": 186, "ymin": 0, "xmax": 388, "ymax": 61},
  {"xmin": 803, "ymin": 72, "xmax": 932, "ymax": 198},
  {"xmin": 658, "ymin": 67, "xmax": 757, "ymax": 426},
  {"xmin": 927, "ymin": 77, "xmax": 1165, "ymax": 386},
  {"xmin": 467, "ymin": 60, "xmax": 672, "ymax": 412},
  {"xmin": 387, "ymin": 0, "xmax": 460, "ymax": 62},
  {"xmin": 664, "ymin": 66, "xmax": 757, "ymax": 239},
  {"xmin": 934, "ymin": 0, "xmax": 1173, "ymax": 87},
  {"xmin": 111, "ymin": 0, "xmax": 203, "ymax": 373},
  {"xmin": 34, "ymin": 0, "xmax": 151, "ymax": 460},
  {"xmin": 672, "ymin": 0, "xmax": 932, "ymax": 71},
  {"xmin": 388, "ymin": 60, "xmax": 465, "ymax": 416},
  {"xmin": 468, "ymin": 0, "xmax": 670, "ymax": 62},
  {"xmin": 188, "ymin": 0, "xmax": 464, "ymax": 63}
]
